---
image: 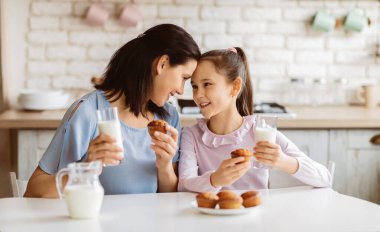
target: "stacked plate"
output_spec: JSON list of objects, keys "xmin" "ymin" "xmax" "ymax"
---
[{"xmin": 18, "ymin": 89, "xmax": 70, "ymax": 110}]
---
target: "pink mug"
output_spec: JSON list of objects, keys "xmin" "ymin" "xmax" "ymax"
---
[
  {"xmin": 119, "ymin": 5, "xmax": 142, "ymax": 27},
  {"xmin": 85, "ymin": 4, "xmax": 109, "ymax": 27}
]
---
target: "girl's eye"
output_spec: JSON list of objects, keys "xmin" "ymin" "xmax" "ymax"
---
[
  {"xmin": 191, "ymin": 85, "xmax": 198, "ymax": 89},
  {"xmin": 204, "ymin": 83, "xmax": 211, "ymax": 87}
]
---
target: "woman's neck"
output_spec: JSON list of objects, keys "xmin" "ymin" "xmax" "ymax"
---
[
  {"xmin": 110, "ymin": 94, "xmax": 153, "ymax": 128},
  {"xmin": 207, "ymin": 107, "xmax": 243, "ymax": 135}
]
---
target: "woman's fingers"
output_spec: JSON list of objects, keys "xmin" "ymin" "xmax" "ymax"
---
[
  {"xmin": 151, "ymin": 138, "xmax": 176, "ymax": 156},
  {"xmin": 91, "ymin": 134, "xmax": 116, "ymax": 145},
  {"xmin": 153, "ymin": 131, "xmax": 177, "ymax": 149},
  {"xmin": 165, "ymin": 125, "xmax": 178, "ymax": 143}
]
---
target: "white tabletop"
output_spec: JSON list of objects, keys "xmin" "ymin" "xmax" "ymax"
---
[{"xmin": 0, "ymin": 187, "xmax": 379, "ymax": 232}]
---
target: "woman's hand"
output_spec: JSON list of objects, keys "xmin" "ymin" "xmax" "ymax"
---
[
  {"xmin": 150, "ymin": 125, "xmax": 178, "ymax": 170},
  {"xmin": 253, "ymin": 141, "xmax": 298, "ymax": 174},
  {"xmin": 210, "ymin": 157, "xmax": 250, "ymax": 187},
  {"xmin": 87, "ymin": 134, "xmax": 124, "ymax": 165}
]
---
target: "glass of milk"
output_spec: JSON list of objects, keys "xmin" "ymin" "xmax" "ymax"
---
[
  {"xmin": 253, "ymin": 115, "xmax": 278, "ymax": 168},
  {"xmin": 96, "ymin": 107, "xmax": 124, "ymax": 164},
  {"xmin": 56, "ymin": 161, "xmax": 104, "ymax": 219}
]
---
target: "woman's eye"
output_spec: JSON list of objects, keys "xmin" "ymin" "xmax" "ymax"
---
[
  {"xmin": 191, "ymin": 85, "xmax": 198, "ymax": 89},
  {"xmin": 204, "ymin": 83, "xmax": 211, "ymax": 87}
]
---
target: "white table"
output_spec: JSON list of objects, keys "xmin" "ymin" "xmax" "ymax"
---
[{"xmin": 0, "ymin": 187, "xmax": 379, "ymax": 232}]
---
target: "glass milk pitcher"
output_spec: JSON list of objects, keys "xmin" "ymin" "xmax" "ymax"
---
[{"xmin": 56, "ymin": 161, "xmax": 104, "ymax": 219}]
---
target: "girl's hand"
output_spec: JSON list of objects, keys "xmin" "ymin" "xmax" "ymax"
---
[
  {"xmin": 150, "ymin": 125, "xmax": 178, "ymax": 170},
  {"xmin": 210, "ymin": 157, "xmax": 250, "ymax": 187},
  {"xmin": 87, "ymin": 134, "xmax": 124, "ymax": 165},
  {"xmin": 253, "ymin": 141, "xmax": 298, "ymax": 173}
]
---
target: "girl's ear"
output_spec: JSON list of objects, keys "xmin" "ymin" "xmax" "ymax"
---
[
  {"xmin": 231, "ymin": 77, "xmax": 242, "ymax": 97},
  {"xmin": 155, "ymin": 55, "xmax": 169, "ymax": 75}
]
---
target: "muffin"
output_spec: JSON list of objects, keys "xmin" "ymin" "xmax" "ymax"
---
[
  {"xmin": 230, "ymin": 148, "xmax": 253, "ymax": 163},
  {"xmin": 147, "ymin": 120, "xmax": 168, "ymax": 138},
  {"xmin": 196, "ymin": 192, "xmax": 219, "ymax": 209},
  {"xmin": 241, "ymin": 190, "xmax": 262, "ymax": 208},
  {"xmin": 217, "ymin": 191, "xmax": 243, "ymax": 209}
]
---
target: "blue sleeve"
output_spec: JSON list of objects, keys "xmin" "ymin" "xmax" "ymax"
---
[
  {"xmin": 164, "ymin": 103, "xmax": 181, "ymax": 163},
  {"xmin": 39, "ymin": 99, "xmax": 98, "ymax": 174}
]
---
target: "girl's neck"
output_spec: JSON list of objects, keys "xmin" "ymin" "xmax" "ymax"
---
[{"xmin": 207, "ymin": 108, "xmax": 243, "ymax": 135}]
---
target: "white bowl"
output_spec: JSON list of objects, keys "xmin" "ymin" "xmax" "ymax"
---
[{"xmin": 18, "ymin": 90, "xmax": 70, "ymax": 110}]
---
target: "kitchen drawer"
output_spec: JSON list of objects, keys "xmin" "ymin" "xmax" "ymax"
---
[{"xmin": 347, "ymin": 129, "xmax": 380, "ymax": 149}]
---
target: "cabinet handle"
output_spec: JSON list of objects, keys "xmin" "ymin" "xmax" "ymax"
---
[{"xmin": 370, "ymin": 134, "xmax": 380, "ymax": 145}]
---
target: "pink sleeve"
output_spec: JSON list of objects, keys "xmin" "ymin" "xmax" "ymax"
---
[
  {"xmin": 276, "ymin": 131, "xmax": 332, "ymax": 188},
  {"xmin": 178, "ymin": 127, "xmax": 221, "ymax": 193}
]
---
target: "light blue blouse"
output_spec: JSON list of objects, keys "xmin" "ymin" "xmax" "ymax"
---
[{"xmin": 39, "ymin": 90, "xmax": 181, "ymax": 194}]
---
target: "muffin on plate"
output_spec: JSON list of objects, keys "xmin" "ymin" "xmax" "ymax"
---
[
  {"xmin": 147, "ymin": 120, "xmax": 168, "ymax": 138},
  {"xmin": 230, "ymin": 148, "xmax": 253, "ymax": 163},
  {"xmin": 241, "ymin": 190, "xmax": 262, "ymax": 208},
  {"xmin": 196, "ymin": 192, "xmax": 219, "ymax": 209},
  {"xmin": 217, "ymin": 191, "xmax": 243, "ymax": 209}
]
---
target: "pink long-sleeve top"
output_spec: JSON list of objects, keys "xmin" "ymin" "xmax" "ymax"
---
[{"xmin": 178, "ymin": 115, "xmax": 332, "ymax": 193}]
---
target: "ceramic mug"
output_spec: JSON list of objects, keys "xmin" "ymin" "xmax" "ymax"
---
[
  {"xmin": 344, "ymin": 11, "xmax": 369, "ymax": 32},
  {"xmin": 312, "ymin": 11, "xmax": 336, "ymax": 32},
  {"xmin": 85, "ymin": 4, "xmax": 109, "ymax": 26},
  {"xmin": 356, "ymin": 85, "xmax": 379, "ymax": 108},
  {"xmin": 119, "ymin": 5, "xmax": 142, "ymax": 27}
]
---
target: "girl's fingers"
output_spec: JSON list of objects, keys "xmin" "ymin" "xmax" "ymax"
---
[
  {"xmin": 254, "ymin": 153, "xmax": 276, "ymax": 162},
  {"xmin": 254, "ymin": 146, "xmax": 276, "ymax": 154},
  {"xmin": 222, "ymin": 157, "xmax": 245, "ymax": 168},
  {"xmin": 256, "ymin": 141, "xmax": 278, "ymax": 149}
]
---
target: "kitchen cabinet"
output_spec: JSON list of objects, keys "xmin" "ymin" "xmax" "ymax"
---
[
  {"xmin": 269, "ymin": 130, "xmax": 329, "ymax": 189},
  {"xmin": 329, "ymin": 130, "xmax": 380, "ymax": 204},
  {"xmin": 278, "ymin": 129, "xmax": 380, "ymax": 204}
]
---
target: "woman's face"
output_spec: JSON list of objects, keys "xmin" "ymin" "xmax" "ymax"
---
[
  {"xmin": 191, "ymin": 60, "xmax": 235, "ymax": 119},
  {"xmin": 151, "ymin": 58, "xmax": 197, "ymax": 107}
]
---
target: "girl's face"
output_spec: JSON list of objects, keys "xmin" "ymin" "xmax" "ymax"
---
[
  {"xmin": 191, "ymin": 60, "xmax": 235, "ymax": 119},
  {"xmin": 152, "ymin": 58, "xmax": 197, "ymax": 107}
]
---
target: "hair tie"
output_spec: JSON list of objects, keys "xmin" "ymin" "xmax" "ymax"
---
[
  {"xmin": 137, "ymin": 33, "xmax": 145, "ymax": 38},
  {"xmin": 227, "ymin": 47, "xmax": 237, "ymax": 53}
]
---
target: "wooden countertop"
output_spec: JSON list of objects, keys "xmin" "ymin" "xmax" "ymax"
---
[{"xmin": 0, "ymin": 106, "xmax": 379, "ymax": 129}]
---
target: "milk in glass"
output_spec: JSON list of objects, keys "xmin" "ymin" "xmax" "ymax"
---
[
  {"xmin": 97, "ymin": 107, "xmax": 124, "ymax": 160},
  {"xmin": 98, "ymin": 120, "xmax": 123, "ymax": 157},
  {"xmin": 255, "ymin": 127, "xmax": 276, "ymax": 143}
]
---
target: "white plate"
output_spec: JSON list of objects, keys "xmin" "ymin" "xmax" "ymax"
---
[{"xmin": 191, "ymin": 201, "xmax": 257, "ymax": 216}]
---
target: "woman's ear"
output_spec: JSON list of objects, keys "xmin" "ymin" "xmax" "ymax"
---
[
  {"xmin": 155, "ymin": 55, "xmax": 169, "ymax": 75},
  {"xmin": 231, "ymin": 77, "xmax": 242, "ymax": 97}
]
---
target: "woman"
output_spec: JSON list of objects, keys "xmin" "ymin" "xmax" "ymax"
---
[{"xmin": 25, "ymin": 24, "xmax": 201, "ymax": 197}]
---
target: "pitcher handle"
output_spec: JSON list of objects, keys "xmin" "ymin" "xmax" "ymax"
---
[{"xmin": 55, "ymin": 168, "xmax": 69, "ymax": 199}]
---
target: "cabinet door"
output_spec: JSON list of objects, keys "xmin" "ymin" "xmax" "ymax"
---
[
  {"xmin": 281, "ymin": 130, "xmax": 329, "ymax": 166},
  {"xmin": 269, "ymin": 130, "xmax": 329, "ymax": 188},
  {"xmin": 330, "ymin": 130, "xmax": 380, "ymax": 204}
]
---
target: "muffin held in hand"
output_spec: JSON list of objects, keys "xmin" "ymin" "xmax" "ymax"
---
[
  {"xmin": 196, "ymin": 192, "xmax": 219, "ymax": 209},
  {"xmin": 241, "ymin": 190, "xmax": 262, "ymax": 208},
  {"xmin": 230, "ymin": 148, "xmax": 253, "ymax": 163},
  {"xmin": 147, "ymin": 120, "xmax": 168, "ymax": 138},
  {"xmin": 217, "ymin": 191, "xmax": 243, "ymax": 209}
]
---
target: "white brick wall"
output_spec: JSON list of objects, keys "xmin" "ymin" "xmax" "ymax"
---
[{"xmin": 21, "ymin": 0, "xmax": 380, "ymax": 105}]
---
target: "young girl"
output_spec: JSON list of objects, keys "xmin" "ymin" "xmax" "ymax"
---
[{"xmin": 178, "ymin": 47, "xmax": 331, "ymax": 193}]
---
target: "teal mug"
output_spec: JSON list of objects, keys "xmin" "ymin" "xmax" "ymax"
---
[
  {"xmin": 312, "ymin": 11, "xmax": 336, "ymax": 32},
  {"xmin": 344, "ymin": 11, "xmax": 369, "ymax": 32}
]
